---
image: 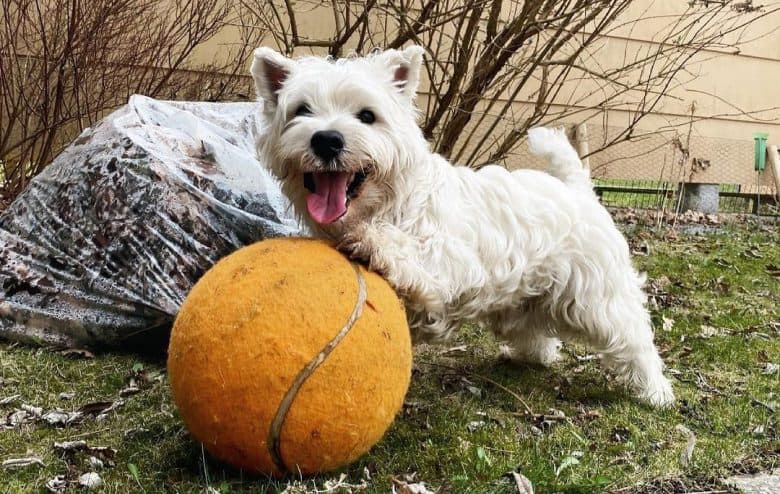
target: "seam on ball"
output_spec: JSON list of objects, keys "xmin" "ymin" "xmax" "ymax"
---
[{"xmin": 266, "ymin": 262, "xmax": 367, "ymax": 474}]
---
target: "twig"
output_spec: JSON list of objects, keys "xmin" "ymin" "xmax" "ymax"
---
[
  {"xmin": 417, "ymin": 359, "xmax": 535, "ymax": 415},
  {"xmin": 64, "ymin": 427, "xmax": 111, "ymax": 440}
]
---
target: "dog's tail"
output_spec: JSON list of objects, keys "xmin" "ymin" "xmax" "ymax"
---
[{"xmin": 527, "ymin": 127, "xmax": 592, "ymax": 193}]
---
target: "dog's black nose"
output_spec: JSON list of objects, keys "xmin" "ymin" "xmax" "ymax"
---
[{"xmin": 310, "ymin": 130, "xmax": 345, "ymax": 161}]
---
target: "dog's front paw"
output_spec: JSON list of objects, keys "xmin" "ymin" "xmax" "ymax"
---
[
  {"xmin": 337, "ymin": 230, "xmax": 371, "ymax": 264},
  {"xmin": 337, "ymin": 226, "xmax": 390, "ymax": 277}
]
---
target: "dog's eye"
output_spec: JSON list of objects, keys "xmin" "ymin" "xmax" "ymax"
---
[
  {"xmin": 294, "ymin": 104, "xmax": 312, "ymax": 117},
  {"xmin": 357, "ymin": 109, "xmax": 375, "ymax": 124}
]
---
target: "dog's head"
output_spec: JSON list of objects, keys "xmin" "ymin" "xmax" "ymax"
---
[{"xmin": 252, "ymin": 46, "xmax": 425, "ymax": 234}]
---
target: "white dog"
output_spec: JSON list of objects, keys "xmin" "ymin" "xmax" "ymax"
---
[{"xmin": 251, "ymin": 46, "xmax": 675, "ymax": 407}]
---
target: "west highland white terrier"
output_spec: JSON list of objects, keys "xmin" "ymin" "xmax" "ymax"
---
[{"xmin": 251, "ymin": 45, "xmax": 675, "ymax": 407}]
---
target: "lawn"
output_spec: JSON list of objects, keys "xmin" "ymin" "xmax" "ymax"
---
[{"xmin": 1, "ymin": 219, "xmax": 778, "ymax": 493}]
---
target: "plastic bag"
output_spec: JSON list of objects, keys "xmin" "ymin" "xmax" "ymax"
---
[{"xmin": 0, "ymin": 95, "xmax": 300, "ymax": 350}]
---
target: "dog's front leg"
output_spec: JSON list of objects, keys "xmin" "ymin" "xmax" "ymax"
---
[{"xmin": 339, "ymin": 222, "xmax": 448, "ymax": 314}]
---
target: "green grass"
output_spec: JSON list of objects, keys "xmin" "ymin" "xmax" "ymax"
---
[
  {"xmin": 1, "ymin": 224, "xmax": 778, "ymax": 493},
  {"xmin": 593, "ymin": 178, "xmax": 674, "ymax": 210}
]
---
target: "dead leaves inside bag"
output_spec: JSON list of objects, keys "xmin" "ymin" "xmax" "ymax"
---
[{"xmin": 0, "ymin": 96, "xmax": 299, "ymax": 350}]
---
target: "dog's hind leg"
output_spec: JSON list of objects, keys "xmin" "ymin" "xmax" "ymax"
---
[
  {"xmin": 492, "ymin": 307, "xmax": 562, "ymax": 367},
  {"xmin": 562, "ymin": 285, "xmax": 675, "ymax": 407},
  {"xmin": 596, "ymin": 317, "xmax": 675, "ymax": 408}
]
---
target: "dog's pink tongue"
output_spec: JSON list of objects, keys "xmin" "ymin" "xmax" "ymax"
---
[{"xmin": 306, "ymin": 172, "xmax": 349, "ymax": 224}]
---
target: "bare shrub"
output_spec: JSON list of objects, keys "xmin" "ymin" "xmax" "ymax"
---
[
  {"xmin": 241, "ymin": 0, "xmax": 777, "ymax": 168},
  {"xmin": 2, "ymin": 0, "xmax": 775, "ymax": 201},
  {"xmin": 0, "ymin": 0, "xmax": 265, "ymax": 198}
]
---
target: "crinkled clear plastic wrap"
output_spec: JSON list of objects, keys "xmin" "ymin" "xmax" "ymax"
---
[{"xmin": 0, "ymin": 96, "xmax": 300, "ymax": 350}]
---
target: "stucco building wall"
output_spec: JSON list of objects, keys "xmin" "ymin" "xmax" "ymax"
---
[{"xmin": 192, "ymin": 1, "xmax": 780, "ymax": 191}]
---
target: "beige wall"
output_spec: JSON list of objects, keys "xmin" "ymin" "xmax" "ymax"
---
[
  {"xmin": 191, "ymin": 1, "xmax": 780, "ymax": 189},
  {"xmin": 576, "ymin": 4, "xmax": 780, "ymax": 190}
]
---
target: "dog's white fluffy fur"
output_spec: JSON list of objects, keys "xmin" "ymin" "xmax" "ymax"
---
[{"xmin": 252, "ymin": 45, "xmax": 675, "ymax": 407}]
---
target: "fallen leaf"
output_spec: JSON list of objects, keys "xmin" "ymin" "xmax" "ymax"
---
[
  {"xmin": 321, "ymin": 472, "xmax": 368, "ymax": 492},
  {"xmin": 53, "ymin": 440, "xmax": 87, "ymax": 452},
  {"xmin": 402, "ymin": 401, "xmax": 430, "ymax": 417},
  {"xmin": 440, "ymin": 375, "xmax": 486, "ymax": 399},
  {"xmin": 5, "ymin": 409, "xmax": 31, "ymax": 427},
  {"xmin": 576, "ymin": 409, "xmax": 601, "ymax": 422},
  {"xmin": 611, "ymin": 426, "xmax": 631, "ymax": 443},
  {"xmin": 547, "ymin": 409, "xmax": 566, "ymax": 420},
  {"xmin": 533, "ymin": 408, "xmax": 568, "ymax": 431},
  {"xmin": 4, "ymin": 404, "xmax": 48, "ymax": 428},
  {"xmin": 53, "ymin": 440, "xmax": 116, "ymax": 468},
  {"xmin": 59, "ymin": 348, "xmax": 95, "ymax": 359},
  {"xmin": 45, "ymin": 475, "xmax": 67, "ymax": 493},
  {"xmin": 713, "ymin": 258, "xmax": 733, "ymax": 269},
  {"xmin": 78, "ymin": 401, "xmax": 117, "ymax": 416},
  {"xmin": 555, "ymin": 451, "xmax": 583, "ymax": 477},
  {"xmin": 697, "ymin": 325, "xmax": 727, "ymax": 338},
  {"xmin": 42, "ymin": 409, "xmax": 83, "ymax": 426},
  {"xmin": 751, "ymin": 399, "xmax": 777, "ymax": 412},
  {"xmin": 2, "ymin": 457, "xmax": 45, "ymax": 469},
  {"xmin": 21, "ymin": 404, "xmax": 42, "ymax": 417},
  {"xmin": 79, "ymin": 472, "xmax": 103, "ymax": 489},
  {"xmin": 761, "ymin": 363, "xmax": 779, "ymax": 374},
  {"xmin": 465, "ymin": 385, "xmax": 482, "ymax": 398},
  {"xmin": 675, "ymin": 424, "xmax": 696, "ymax": 467},
  {"xmin": 631, "ymin": 242, "xmax": 650, "ymax": 256},
  {"xmin": 62, "ymin": 443, "xmax": 116, "ymax": 468},
  {"xmin": 475, "ymin": 411, "xmax": 505, "ymax": 427},
  {"xmin": 0, "ymin": 394, "xmax": 20, "ymax": 405},
  {"xmin": 392, "ymin": 474, "xmax": 434, "ymax": 494},
  {"xmin": 572, "ymin": 364, "xmax": 587, "ymax": 374},
  {"xmin": 279, "ymin": 483, "xmax": 305, "ymax": 494},
  {"xmin": 87, "ymin": 446, "xmax": 117, "ymax": 463},
  {"xmin": 711, "ymin": 276, "xmax": 730, "ymax": 294},
  {"xmin": 653, "ymin": 275, "xmax": 672, "ymax": 290},
  {"xmin": 439, "ymin": 345, "xmax": 468, "ymax": 355},
  {"xmin": 466, "ymin": 420, "xmax": 485, "ymax": 433},
  {"xmin": 693, "ymin": 372, "xmax": 720, "ymax": 394},
  {"xmin": 509, "ymin": 471, "xmax": 534, "ymax": 494},
  {"xmin": 119, "ymin": 386, "xmax": 141, "ymax": 398}
]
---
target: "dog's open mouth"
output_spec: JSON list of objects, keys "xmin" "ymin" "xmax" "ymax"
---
[{"xmin": 303, "ymin": 170, "xmax": 368, "ymax": 224}]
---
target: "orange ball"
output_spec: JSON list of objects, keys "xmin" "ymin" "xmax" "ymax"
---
[{"xmin": 167, "ymin": 238, "xmax": 412, "ymax": 477}]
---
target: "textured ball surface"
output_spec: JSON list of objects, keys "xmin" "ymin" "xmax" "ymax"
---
[{"xmin": 167, "ymin": 238, "xmax": 412, "ymax": 477}]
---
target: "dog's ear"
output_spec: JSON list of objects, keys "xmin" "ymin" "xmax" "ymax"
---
[
  {"xmin": 378, "ymin": 45, "xmax": 425, "ymax": 100},
  {"xmin": 251, "ymin": 47, "xmax": 295, "ymax": 107}
]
